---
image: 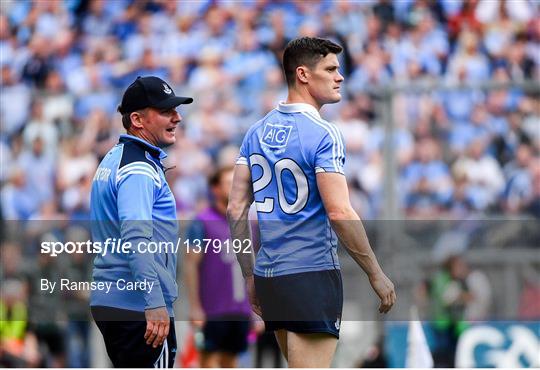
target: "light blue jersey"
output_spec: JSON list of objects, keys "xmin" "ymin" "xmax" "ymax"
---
[{"xmin": 237, "ymin": 102, "xmax": 345, "ymax": 277}]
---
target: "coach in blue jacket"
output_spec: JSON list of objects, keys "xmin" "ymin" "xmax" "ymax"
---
[{"xmin": 90, "ymin": 76, "xmax": 192, "ymax": 368}]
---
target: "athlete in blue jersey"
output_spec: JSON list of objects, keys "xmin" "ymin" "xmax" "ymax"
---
[
  {"xmin": 228, "ymin": 37, "xmax": 396, "ymax": 367},
  {"xmin": 90, "ymin": 76, "xmax": 192, "ymax": 367}
]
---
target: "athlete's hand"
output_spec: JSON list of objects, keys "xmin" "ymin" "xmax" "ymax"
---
[
  {"xmin": 245, "ymin": 275, "xmax": 262, "ymax": 316},
  {"xmin": 189, "ymin": 305, "xmax": 206, "ymax": 328},
  {"xmin": 369, "ymin": 272, "xmax": 396, "ymax": 314},
  {"xmin": 145, "ymin": 307, "xmax": 170, "ymax": 348}
]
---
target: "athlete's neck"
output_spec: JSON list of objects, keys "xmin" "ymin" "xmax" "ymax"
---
[
  {"xmin": 126, "ymin": 129, "xmax": 159, "ymax": 148},
  {"xmin": 285, "ymin": 88, "xmax": 322, "ymax": 111}
]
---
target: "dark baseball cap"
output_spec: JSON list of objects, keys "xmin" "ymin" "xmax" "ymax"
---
[{"xmin": 117, "ymin": 76, "xmax": 193, "ymax": 115}]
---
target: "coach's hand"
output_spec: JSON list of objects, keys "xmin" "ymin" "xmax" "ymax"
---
[
  {"xmin": 369, "ymin": 272, "xmax": 396, "ymax": 314},
  {"xmin": 145, "ymin": 307, "xmax": 170, "ymax": 348},
  {"xmin": 245, "ymin": 275, "xmax": 262, "ymax": 316}
]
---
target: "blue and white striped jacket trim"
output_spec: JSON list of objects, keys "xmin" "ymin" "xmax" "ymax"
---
[{"xmin": 116, "ymin": 161, "xmax": 162, "ymax": 188}]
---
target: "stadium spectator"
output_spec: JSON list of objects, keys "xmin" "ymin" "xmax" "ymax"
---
[
  {"xmin": 441, "ymin": 254, "xmax": 491, "ymax": 361},
  {"xmin": 81, "ymin": 0, "xmax": 115, "ymax": 40},
  {"xmin": 22, "ymin": 98, "xmax": 59, "ymax": 157},
  {"xmin": 1, "ymin": 168, "xmax": 41, "ymax": 221},
  {"xmin": 0, "ymin": 64, "xmax": 31, "ymax": 137},
  {"xmin": 447, "ymin": 0, "xmax": 482, "ymax": 44},
  {"xmin": 448, "ymin": 103, "xmax": 491, "ymax": 157},
  {"xmin": 446, "ymin": 171, "xmax": 478, "ymax": 216},
  {"xmin": 349, "ymin": 41, "xmax": 392, "ymax": 92},
  {"xmin": 21, "ymin": 34, "xmax": 53, "ymax": 88},
  {"xmin": 56, "ymin": 137, "xmax": 97, "ymax": 217},
  {"xmin": 453, "ymin": 139, "xmax": 505, "ymax": 210},
  {"xmin": 372, "ymin": 0, "xmax": 395, "ymax": 31},
  {"xmin": 41, "ymin": 70, "xmax": 74, "ymax": 132},
  {"xmin": 477, "ymin": 0, "xmax": 533, "ymax": 60},
  {"xmin": 502, "ymin": 144, "xmax": 534, "ymax": 213},
  {"xmin": 0, "ymin": 279, "xmax": 41, "ymax": 367},
  {"xmin": 401, "ymin": 138, "xmax": 453, "ymax": 216},
  {"xmin": 506, "ymin": 32, "xmax": 536, "ymax": 82},
  {"xmin": 493, "ymin": 110, "xmax": 532, "ymax": 165},
  {"xmin": 16, "ymin": 136, "xmax": 55, "ymax": 212},
  {"xmin": 446, "ymin": 30, "xmax": 489, "ymax": 83},
  {"xmin": 427, "ymin": 254, "xmax": 491, "ymax": 367}
]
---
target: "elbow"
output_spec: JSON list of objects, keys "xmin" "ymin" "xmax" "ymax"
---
[
  {"xmin": 226, "ymin": 202, "xmax": 245, "ymax": 221},
  {"xmin": 327, "ymin": 206, "xmax": 356, "ymax": 221}
]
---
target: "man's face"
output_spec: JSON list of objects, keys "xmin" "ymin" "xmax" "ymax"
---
[
  {"xmin": 305, "ymin": 53, "xmax": 344, "ymax": 106},
  {"xmin": 138, "ymin": 107, "xmax": 181, "ymax": 148}
]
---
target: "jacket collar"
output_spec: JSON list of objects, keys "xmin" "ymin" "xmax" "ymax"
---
[{"xmin": 119, "ymin": 134, "xmax": 167, "ymax": 160}]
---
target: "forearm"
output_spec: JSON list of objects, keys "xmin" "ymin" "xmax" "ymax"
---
[
  {"xmin": 228, "ymin": 209, "xmax": 255, "ymax": 277},
  {"xmin": 227, "ymin": 164, "xmax": 255, "ymax": 278},
  {"xmin": 329, "ymin": 208, "xmax": 383, "ymax": 278},
  {"xmin": 227, "ymin": 200, "xmax": 254, "ymax": 278}
]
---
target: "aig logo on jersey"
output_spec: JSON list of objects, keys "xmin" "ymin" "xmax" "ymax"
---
[{"xmin": 261, "ymin": 123, "xmax": 292, "ymax": 149}]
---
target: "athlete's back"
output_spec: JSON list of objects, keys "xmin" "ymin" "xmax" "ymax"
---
[
  {"xmin": 237, "ymin": 102, "xmax": 345, "ymax": 277},
  {"xmin": 228, "ymin": 37, "xmax": 394, "ymax": 368}
]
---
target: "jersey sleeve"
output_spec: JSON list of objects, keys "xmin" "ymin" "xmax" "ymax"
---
[
  {"xmin": 314, "ymin": 130, "xmax": 346, "ymax": 175},
  {"xmin": 116, "ymin": 171, "xmax": 166, "ymax": 310},
  {"xmin": 236, "ymin": 129, "xmax": 251, "ymax": 166}
]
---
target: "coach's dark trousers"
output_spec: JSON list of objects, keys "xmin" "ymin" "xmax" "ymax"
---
[{"xmin": 91, "ymin": 306, "xmax": 177, "ymax": 368}]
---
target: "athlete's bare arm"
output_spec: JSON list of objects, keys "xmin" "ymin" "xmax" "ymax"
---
[
  {"xmin": 226, "ymin": 164, "xmax": 261, "ymax": 315},
  {"xmin": 316, "ymin": 172, "xmax": 396, "ymax": 313},
  {"xmin": 227, "ymin": 164, "xmax": 255, "ymax": 277}
]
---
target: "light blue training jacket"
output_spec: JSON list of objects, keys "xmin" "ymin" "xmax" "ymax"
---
[{"xmin": 90, "ymin": 134, "xmax": 178, "ymax": 316}]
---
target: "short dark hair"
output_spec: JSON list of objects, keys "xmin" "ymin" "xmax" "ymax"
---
[
  {"xmin": 121, "ymin": 112, "xmax": 132, "ymax": 130},
  {"xmin": 282, "ymin": 37, "xmax": 343, "ymax": 87},
  {"xmin": 209, "ymin": 165, "xmax": 234, "ymax": 187}
]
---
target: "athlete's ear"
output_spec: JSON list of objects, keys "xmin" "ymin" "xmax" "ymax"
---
[
  {"xmin": 296, "ymin": 65, "xmax": 309, "ymax": 84},
  {"xmin": 129, "ymin": 110, "xmax": 145, "ymax": 129}
]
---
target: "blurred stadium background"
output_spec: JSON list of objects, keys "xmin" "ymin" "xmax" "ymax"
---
[{"xmin": 0, "ymin": 0, "xmax": 539, "ymax": 367}]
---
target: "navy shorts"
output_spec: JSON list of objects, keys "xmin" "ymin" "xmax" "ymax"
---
[
  {"xmin": 91, "ymin": 306, "xmax": 177, "ymax": 368},
  {"xmin": 254, "ymin": 269, "xmax": 343, "ymax": 338},
  {"xmin": 202, "ymin": 315, "xmax": 250, "ymax": 354}
]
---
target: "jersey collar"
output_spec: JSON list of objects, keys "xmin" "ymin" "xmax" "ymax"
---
[
  {"xmin": 277, "ymin": 102, "xmax": 321, "ymax": 119},
  {"xmin": 119, "ymin": 134, "xmax": 167, "ymax": 160}
]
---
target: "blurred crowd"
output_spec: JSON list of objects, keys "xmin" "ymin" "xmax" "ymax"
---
[
  {"xmin": 0, "ymin": 0, "xmax": 540, "ymax": 366},
  {"xmin": 0, "ymin": 0, "xmax": 539, "ymax": 222}
]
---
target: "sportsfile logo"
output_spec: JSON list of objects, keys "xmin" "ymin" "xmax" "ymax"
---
[{"xmin": 261, "ymin": 123, "xmax": 292, "ymax": 149}]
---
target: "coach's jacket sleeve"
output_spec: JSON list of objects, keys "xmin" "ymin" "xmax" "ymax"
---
[{"xmin": 117, "ymin": 173, "xmax": 166, "ymax": 310}]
